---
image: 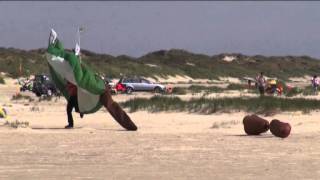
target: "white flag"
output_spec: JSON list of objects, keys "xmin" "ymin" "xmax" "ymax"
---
[
  {"xmin": 49, "ymin": 29, "xmax": 57, "ymax": 44},
  {"xmin": 75, "ymin": 43, "xmax": 80, "ymax": 56}
]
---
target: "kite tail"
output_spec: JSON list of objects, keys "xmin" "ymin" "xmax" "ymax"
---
[{"xmin": 100, "ymin": 88, "xmax": 138, "ymax": 131}]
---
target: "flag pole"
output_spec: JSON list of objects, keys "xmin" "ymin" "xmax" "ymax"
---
[
  {"xmin": 78, "ymin": 27, "xmax": 81, "ymax": 63},
  {"xmin": 78, "ymin": 27, "xmax": 81, "ymax": 50}
]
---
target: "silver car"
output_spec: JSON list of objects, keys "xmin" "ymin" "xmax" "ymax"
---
[{"xmin": 119, "ymin": 77, "xmax": 166, "ymax": 94}]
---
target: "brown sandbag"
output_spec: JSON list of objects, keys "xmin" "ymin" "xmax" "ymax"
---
[
  {"xmin": 270, "ymin": 119, "xmax": 291, "ymax": 138},
  {"xmin": 243, "ymin": 114, "xmax": 270, "ymax": 135},
  {"xmin": 100, "ymin": 89, "xmax": 138, "ymax": 131}
]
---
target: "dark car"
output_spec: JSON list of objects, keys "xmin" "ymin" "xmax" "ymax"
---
[
  {"xmin": 32, "ymin": 75, "xmax": 59, "ymax": 97},
  {"xmin": 117, "ymin": 77, "xmax": 166, "ymax": 94}
]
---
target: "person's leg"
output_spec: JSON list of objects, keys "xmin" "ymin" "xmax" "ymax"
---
[
  {"xmin": 66, "ymin": 96, "xmax": 76, "ymax": 128},
  {"xmin": 73, "ymin": 95, "xmax": 84, "ymax": 118},
  {"xmin": 74, "ymin": 97, "xmax": 80, "ymax": 113},
  {"xmin": 259, "ymin": 86, "xmax": 264, "ymax": 96},
  {"xmin": 272, "ymin": 85, "xmax": 276, "ymax": 95},
  {"xmin": 76, "ymin": 102, "xmax": 84, "ymax": 118}
]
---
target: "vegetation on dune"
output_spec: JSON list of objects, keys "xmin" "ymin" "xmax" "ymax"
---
[
  {"xmin": 188, "ymin": 85, "xmax": 224, "ymax": 93},
  {"xmin": 285, "ymin": 87, "xmax": 303, "ymax": 97},
  {"xmin": 121, "ymin": 96, "xmax": 320, "ymax": 114},
  {"xmin": 0, "ymin": 48, "xmax": 47, "ymax": 78},
  {"xmin": 0, "ymin": 76, "xmax": 5, "ymax": 84},
  {"xmin": 168, "ymin": 83, "xmax": 317, "ymax": 97},
  {"xmin": 170, "ymin": 84, "xmax": 254, "ymax": 95},
  {"xmin": 11, "ymin": 93, "xmax": 34, "ymax": 102},
  {"xmin": 1, "ymin": 48, "xmax": 320, "ymax": 80},
  {"xmin": 286, "ymin": 85, "xmax": 320, "ymax": 97},
  {"xmin": 4, "ymin": 120, "xmax": 29, "ymax": 128},
  {"xmin": 226, "ymin": 83, "xmax": 247, "ymax": 90},
  {"xmin": 211, "ymin": 120, "xmax": 240, "ymax": 129},
  {"xmin": 302, "ymin": 86, "xmax": 316, "ymax": 96},
  {"xmin": 171, "ymin": 87, "xmax": 188, "ymax": 95},
  {"xmin": 170, "ymin": 85, "xmax": 225, "ymax": 95}
]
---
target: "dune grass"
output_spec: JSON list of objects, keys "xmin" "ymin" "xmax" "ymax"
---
[
  {"xmin": 168, "ymin": 83, "xmax": 316, "ymax": 98},
  {"xmin": 302, "ymin": 86, "xmax": 317, "ymax": 96},
  {"xmin": 170, "ymin": 85, "xmax": 227, "ymax": 95},
  {"xmin": 170, "ymin": 84, "xmax": 255, "ymax": 95},
  {"xmin": 284, "ymin": 85, "xmax": 319, "ymax": 97},
  {"xmin": 211, "ymin": 120, "xmax": 240, "ymax": 129},
  {"xmin": 11, "ymin": 93, "xmax": 34, "ymax": 102},
  {"xmin": 171, "ymin": 87, "xmax": 188, "ymax": 95},
  {"xmin": 188, "ymin": 85, "xmax": 224, "ymax": 93},
  {"xmin": 226, "ymin": 83, "xmax": 247, "ymax": 90},
  {"xmin": 2, "ymin": 47, "xmax": 320, "ymax": 80},
  {"xmin": 4, "ymin": 120, "xmax": 29, "ymax": 128},
  {"xmin": 0, "ymin": 76, "xmax": 4, "ymax": 84},
  {"xmin": 121, "ymin": 96, "xmax": 320, "ymax": 114},
  {"xmin": 285, "ymin": 87, "xmax": 303, "ymax": 97}
]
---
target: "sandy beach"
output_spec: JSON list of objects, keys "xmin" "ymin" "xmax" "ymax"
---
[
  {"xmin": 1, "ymin": 78, "xmax": 320, "ymax": 180},
  {"xmin": 2, "ymin": 2, "xmax": 320, "ymax": 179}
]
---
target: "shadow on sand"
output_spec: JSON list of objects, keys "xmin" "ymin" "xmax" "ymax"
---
[
  {"xmin": 94, "ymin": 128, "xmax": 132, "ymax": 132},
  {"xmin": 31, "ymin": 127, "xmax": 83, "ymax": 130},
  {"xmin": 31, "ymin": 127, "xmax": 131, "ymax": 132},
  {"xmin": 225, "ymin": 134, "xmax": 274, "ymax": 138}
]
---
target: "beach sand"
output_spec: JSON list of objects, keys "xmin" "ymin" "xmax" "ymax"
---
[{"xmin": 1, "ymin": 78, "xmax": 320, "ymax": 180}]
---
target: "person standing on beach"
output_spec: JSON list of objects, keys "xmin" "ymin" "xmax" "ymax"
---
[
  {"xmin": 311, "ymin": 75, "xmax": 319, "ymax": 95},
  {"xmin": 256, "ymin": 72, "xmax": 266, "ymax": 96}
]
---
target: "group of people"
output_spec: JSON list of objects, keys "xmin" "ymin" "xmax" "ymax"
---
[
  {"xmin": 254, "ymin": 72, "xmax": 283, "ymax": 96},
  {"xmin": 254, "ymin": 72, "xmax": 320, "ymax": 96}
]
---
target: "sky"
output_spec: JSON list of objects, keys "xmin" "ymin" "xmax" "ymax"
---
[{"xmin": 1, "ymin": 1, "xmax": 320, "ymax": 58}]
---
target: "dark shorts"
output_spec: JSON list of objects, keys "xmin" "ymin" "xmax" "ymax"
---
[{"xmin": 258, "ymin": 86, "xmax": 265, "ymax": 95}]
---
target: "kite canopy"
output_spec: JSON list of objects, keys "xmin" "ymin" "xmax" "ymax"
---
[{"xmin": 46, "ymin": 29, "xmax": 105, "ymax": 114}]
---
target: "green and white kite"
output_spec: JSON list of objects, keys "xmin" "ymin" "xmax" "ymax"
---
[{"xmin": 46, "ymin": 29, "xmax": 137, "ymax": 130}]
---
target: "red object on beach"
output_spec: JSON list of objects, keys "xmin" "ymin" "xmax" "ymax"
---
[
  {"xmin": 276, "ymin": 84, "xmax": 283, "ymax": 96},
  {"xmin": 115, "ymin": 83, "xmax": 126, "ymax": 92},
  {"xmin": 243, "ymin": 114, "xmax": 270, "ymax": 135},
  {"xmin": 270, "ymin": 119, "xmax": 291, "ymax": 138}
]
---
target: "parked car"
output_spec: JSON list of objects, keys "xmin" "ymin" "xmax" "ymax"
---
[
  {"xmin": 117, "ymin": 77, "xmax": 166, "ymax": 94},
  {"xmin": 32, "ymin": 75, "xmax": 59, "ymax": 97}
]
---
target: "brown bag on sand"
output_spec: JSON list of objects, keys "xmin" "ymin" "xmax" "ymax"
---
[
  {"xmin": 243, "ymin": 114, "xmax": 270, "ymax": 135},
  {"xmin": 270, "ymin": 119, "xmax": 291, "ymax": 138}
]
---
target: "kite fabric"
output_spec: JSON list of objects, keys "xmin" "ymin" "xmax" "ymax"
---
[
  {"xmin": 45, "ymin": 29, "xmax": 137, "ymax": 131},
  {"xmin": 46, "ymin": 30, "xmax": 105, "ymax": 114}
]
